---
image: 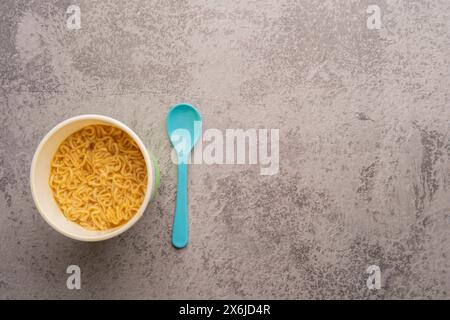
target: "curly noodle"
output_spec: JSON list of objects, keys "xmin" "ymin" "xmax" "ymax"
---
[{"xmin": 49, "ymin": 125, "xmax": 147, "ymax": 230}]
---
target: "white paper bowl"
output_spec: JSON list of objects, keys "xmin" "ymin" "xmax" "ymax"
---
[{"xmin": 30, "ymin": 114, "xmax": 158, "ymax": 241}]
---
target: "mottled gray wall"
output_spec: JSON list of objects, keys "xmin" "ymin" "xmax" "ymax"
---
[{"xmin": 0, "ymin": 0, "xmax": 449, "ymax": 299}]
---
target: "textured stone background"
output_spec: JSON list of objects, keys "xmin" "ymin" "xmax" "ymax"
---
[{"xmin": 0, "ymin": 0, "xmax": 449, "ymax": 299}]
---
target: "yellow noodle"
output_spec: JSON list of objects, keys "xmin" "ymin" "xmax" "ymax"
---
[{"xmin": 49, "ymin": 125, "xmax": 148, "ymax": 230}]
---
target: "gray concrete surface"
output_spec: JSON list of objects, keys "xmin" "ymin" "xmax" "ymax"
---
[{"xmin": 0, "ymin": 0, "xmax": 449, "ymax": 299}]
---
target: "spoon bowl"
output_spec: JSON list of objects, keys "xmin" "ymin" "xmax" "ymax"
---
[{"xmin": 167, "ymin": 104, "xmax": 202, "ymax": 155}]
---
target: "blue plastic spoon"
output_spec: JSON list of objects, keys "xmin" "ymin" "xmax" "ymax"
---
[{"xmin": 166, "ymin": 103, "xmax": 202, "ymax": 249}]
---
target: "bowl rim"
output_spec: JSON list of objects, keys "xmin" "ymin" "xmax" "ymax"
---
[{"xmin": 30, "ymin": 114, "xmax": 155, "ymax": 241}]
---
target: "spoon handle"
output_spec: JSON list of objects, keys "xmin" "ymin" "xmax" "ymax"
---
[{"xmin": 172, "ymin": 161, "xmax": 188, "ymax": 248}]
